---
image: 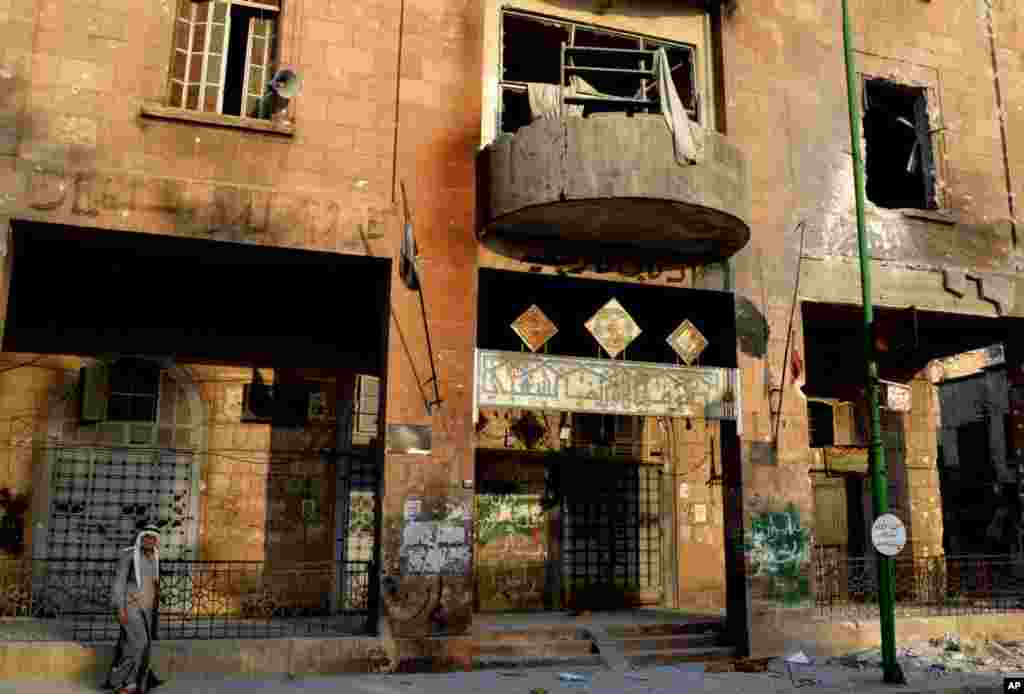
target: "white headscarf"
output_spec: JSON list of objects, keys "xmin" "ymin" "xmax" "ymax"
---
[{"xmin": 122, "ymin": 526, "xmax": 160, "ymax": 590}]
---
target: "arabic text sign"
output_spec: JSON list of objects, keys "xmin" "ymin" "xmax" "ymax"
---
[
  {"xmin": 871, "ymin": 513, "xmax": 907, "ymax": 557},
  {"xmin": 476, "ymin": 349, "xmax": 738, "ymax": 419}
]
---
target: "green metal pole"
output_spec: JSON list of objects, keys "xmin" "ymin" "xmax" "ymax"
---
[{"xmin": 840, "ymin": 0, "xmax": 905, "ymax": 684}]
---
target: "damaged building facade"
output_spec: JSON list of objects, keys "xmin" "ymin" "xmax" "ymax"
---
[{"xmin": 0, "ymin": 0, "xmax": 1023, "ymax": 669}]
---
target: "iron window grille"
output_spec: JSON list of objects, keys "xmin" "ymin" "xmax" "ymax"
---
[{"xmin": 498, "ymin": 9, "xmax": 701, "ymax": 134}]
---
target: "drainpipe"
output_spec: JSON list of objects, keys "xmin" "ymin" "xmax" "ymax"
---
[{"xmin": 841, "ymin": 0, "xmax": 905, "ymax": 685}]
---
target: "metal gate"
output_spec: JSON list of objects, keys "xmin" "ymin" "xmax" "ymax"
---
[
  {"xmin": 562, "ymin": 461, "xmax": 661, "ymax": 600},
  {"xmin": 41, "ymin": 445, "xmax": 198, "ymax": 619},
  {"xmin": 47, "ymin": 446, "xmax": 198, "ymax": 562}
]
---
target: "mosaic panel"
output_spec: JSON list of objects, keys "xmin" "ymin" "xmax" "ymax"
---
[
  {"xmin": 584, "ymin": 298, "xmax": 641, "ymax": 359},
  {"xmin": 475, "ymin": 349, "xmax": 739, "ymax": 419}
]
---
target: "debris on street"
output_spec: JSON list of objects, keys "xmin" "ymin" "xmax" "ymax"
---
[{"xmin": 828, "ymin": 634, "xmax": 1024, "ymax": 676}]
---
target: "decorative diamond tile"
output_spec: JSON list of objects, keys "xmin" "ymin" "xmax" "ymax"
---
[
  {"xmin": 585, "ymin": 298, "xmax": 641, "ymax": 358},
  {"xmin": 667, "ymin": 319, "xmax": 708, "ymax": 365},
  {"xmin": 510, "ymin": 304, "xmax": 558, "ymax": 352}
]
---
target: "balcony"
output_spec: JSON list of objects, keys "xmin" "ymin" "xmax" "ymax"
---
[{"xmin": 479, "ymin": 113, "xmax": 751, "ymax": 268}]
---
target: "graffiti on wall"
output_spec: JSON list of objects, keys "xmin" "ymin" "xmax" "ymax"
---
[
  {"xmin": 475, "ymin": 494, "xmax": 548, "ymax": 610},
  {"xmin": 747, "ymin": 504, "xmax": 811, "ymax": 605},
  {"xmin": 399, "ymin": 499, "xmax": 472, "ymax": 576},
  {"xmin": 475, "ymin": 495, "xmax": 544, "ymax": 549}
]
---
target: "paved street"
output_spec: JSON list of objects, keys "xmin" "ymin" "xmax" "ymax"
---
[{"xmin": 0, "ymin": 664, "xmax": 1010, "ymax": 694}]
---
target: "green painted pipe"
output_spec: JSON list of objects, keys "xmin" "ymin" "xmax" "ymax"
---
[{"xmin": 840, "ymin": 0, "xmax": 905, "ymax": 684}]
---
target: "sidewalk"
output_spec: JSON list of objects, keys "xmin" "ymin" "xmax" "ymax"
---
[{"xmin": 0, "ymin": 664, "xmax": 1009, "ymax": 694}]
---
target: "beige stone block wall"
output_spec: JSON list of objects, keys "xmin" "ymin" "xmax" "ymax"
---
[{"xmin": 903, "ymin": 377, "xmax": 944, "ymax": 559}]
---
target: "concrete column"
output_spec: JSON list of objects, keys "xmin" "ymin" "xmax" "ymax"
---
[{"xmin": 904, "ymin": 378, "xmax": 944, "ymax": 559}]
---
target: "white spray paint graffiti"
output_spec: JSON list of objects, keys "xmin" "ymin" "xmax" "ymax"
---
[{"xmin": 399, "ymin": 499, "xmax": 472, "ymax": 576}]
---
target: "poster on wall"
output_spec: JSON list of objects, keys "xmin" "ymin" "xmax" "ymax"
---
[{"xmin": 399, "ymin": 498, "xmax": 472, "ymax": 576}]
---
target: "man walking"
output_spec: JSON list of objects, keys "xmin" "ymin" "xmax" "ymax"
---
[{"xmin": 105, "ymin": 524, "xmax": 164, "ymax": 694}]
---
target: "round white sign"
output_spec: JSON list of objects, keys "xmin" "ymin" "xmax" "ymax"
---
[{"xmin": 871, "ymin": 513, "xmax": 907, "ymax": 556}]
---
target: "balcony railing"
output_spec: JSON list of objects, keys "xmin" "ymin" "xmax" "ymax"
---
[
  {"xmin": 0, "ymin": 559, "xmax": 377, "ymax": 642},
  {"xmin": 814, "ymin": 550, "xmax": 1024, "ymax": 619}
]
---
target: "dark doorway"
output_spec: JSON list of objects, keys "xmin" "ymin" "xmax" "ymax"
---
[
  {"xmin": 845, "ymin": 474, "xmax": 867, "ymax": 555},
  {"xmin": 561, "ymin": 459, "xmax": 661, "ymax": 608}
]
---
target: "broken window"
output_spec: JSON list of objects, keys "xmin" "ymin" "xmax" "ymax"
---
[
  {"xmin": 169, "ymin": 0, "xmax": 280, "ymax": 119},
  {"xmin": 107, "ymin": 358, "xmax": 161, "ymax": 422},
  {"xmin": 807, "ymin": 401, "xmax": 835, "ymax": 448},
  {"xmin": 863, "ymin": 79, "xmax": 937, "ymax": 210},
  {"xmin": 498, "ymin": 10, "xmax": 699, "ymax": 134}
]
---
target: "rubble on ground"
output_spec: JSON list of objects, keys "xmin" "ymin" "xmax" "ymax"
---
[{"xmin": 827, "ymin": 633, "xmax": 1024, "ymax": 676}]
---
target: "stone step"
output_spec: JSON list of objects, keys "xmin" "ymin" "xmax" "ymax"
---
[
  {"xmin": 616, "ymin": 633, "xmax": 720, "ymax": 653},
  {"xmin": 476, "ymin": 639, "xmax": 597, "ymax": 658},
  {"xmin": 473, "ymin": 627, "xmax": 589, "ymax": 643},
  {"xmin": 472, "ymin": 653, "xmax": 606, "ymax": 671},
  {"xmin": 605, "ymin": 620, "xmax": 724, "ymax": 638},
  {"xmin": 627, "ymin": 646, "xmax": 736, "ymax": 667}
]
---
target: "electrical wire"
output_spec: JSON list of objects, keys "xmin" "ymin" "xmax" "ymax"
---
[{"xmin": 774, "ymin": 220, "xmax": 808, "ymax": 443}]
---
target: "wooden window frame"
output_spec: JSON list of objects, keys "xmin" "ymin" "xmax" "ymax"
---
[
  {"xmin": 353, "ymin": 375, "xmax": 380, "ymax": 442},
  {"xmin": 168, "ymin": 0, "xmax": 281, "ymax": 120}
]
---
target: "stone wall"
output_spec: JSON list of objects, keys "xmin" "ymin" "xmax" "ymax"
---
[
  {"xmin": 1, "ymin": 358, "xmax": 345, "ymax": 566},
  {"xmin": 1, "ymin": 0, "xmax": 1021, "ymax": 649},
  {"xmin": 903, "ymin": 377, "xmax": 944, "ymax": 559},
  {"xmin": 0, "ymin": 0, "xmax": 483, "ymax": 636},
  {"xmin": 663, "ymin": 417, "xmax": 728, "ymax": 611}
]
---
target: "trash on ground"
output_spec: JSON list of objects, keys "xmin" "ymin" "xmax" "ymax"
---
[{"xmin": 785, "ymin": 651, "xmax": 812, "ymax": 665}]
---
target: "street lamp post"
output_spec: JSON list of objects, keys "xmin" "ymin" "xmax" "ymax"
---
[{"xmin": 840, "ymin": 0, "xmax": 906, "ymax": 684}]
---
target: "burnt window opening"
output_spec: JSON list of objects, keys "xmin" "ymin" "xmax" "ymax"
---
[
  {"xmin": 169, "ymin": 0, "xmax": 280, "ymax": 119},
  {"xmin": 107, "ymin": 358, "xmax": 161, "ymax": 422},
  {"xmin": 79, "ymin": 358, "xmax": 161, "ymax": 424},
  {"xmin": 863, "ymin": 79, "xmax": 937, "ymax": 210},
  {"xmin": 499, "ymin": 10, "xmax": 699, "ymax": 135},
  {"xmin": 807, "ymin": 401, "xmax": 834, "ymax": 448}
]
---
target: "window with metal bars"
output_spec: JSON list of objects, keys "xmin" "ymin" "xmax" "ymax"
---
[
  {"xmin": 169, "ymin": 0, "xmax": 280, "ymax": 118},
  {"xmin": 80, "ymin": 358, "xmax": 160, "ymax": 428},
  {"xmin": 571, "ymin": 413, "xmax": 644, "ymax": 459},
  {"xmin": 498, "ymin": 9, "xmax": 700, "ymax": 134},
  {"xmin": 47, "ymin": 448, "xmax": 198, "ymax": 564},
  {"xmin": 107, "ymin": 358, "xmax": 161, "ymax": 423},
  {"xmin": 562, "ymin": 461, "xmax": 661, "ymax": 595}
]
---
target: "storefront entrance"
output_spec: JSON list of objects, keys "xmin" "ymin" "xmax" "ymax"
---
[{"xmin": 473, "ymin": 269, "xmax": 742, "ymax": 615}]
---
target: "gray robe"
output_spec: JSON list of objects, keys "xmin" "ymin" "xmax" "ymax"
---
[{"xmin": 106, "ymin": 549, "xmax": 159, "ymax": 692}]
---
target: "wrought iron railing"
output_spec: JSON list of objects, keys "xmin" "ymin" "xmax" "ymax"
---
[
  {"xmin": 814, "ymin": 551, "xmax": 1024, "ymax": 618},
  {"xmin": 0, "ymin": 559, "xmax": 377, "ymax": 641}
]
